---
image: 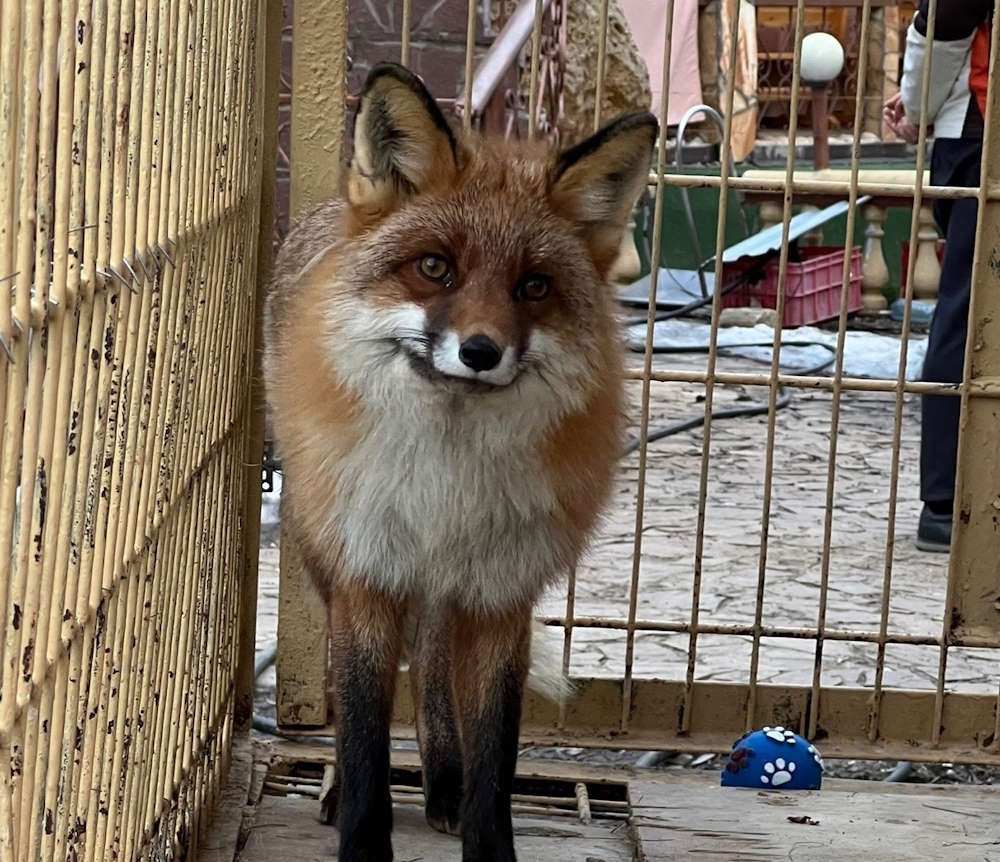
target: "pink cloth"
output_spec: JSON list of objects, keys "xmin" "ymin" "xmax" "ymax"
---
[{"xmin": 620, "ymin": 0, "xmax": 703, "ymax": 126}]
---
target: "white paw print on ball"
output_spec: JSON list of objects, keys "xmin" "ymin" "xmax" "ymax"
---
[
  {"xmin": 808, "ymin": 744, "xmax": 825, "ymax": 770},
  {"xmin": 763, "ymin": 725, "xmax": 796, "ymax": 744},
  {"xmin": 760, "ymin": 758, "xmax": 795, "ymax": 787}
]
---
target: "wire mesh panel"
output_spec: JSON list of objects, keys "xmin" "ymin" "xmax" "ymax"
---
[
  {"xmin": 318, "ymin": 0, "xmax": 1000, "ymax": 766},
  {"xmin": 0, "ymin": 0, "xmax": 266, "ymax": 858},
  {"xmin": 522, "ymin": 0, "xmax": 1000, "ymax": 763}
]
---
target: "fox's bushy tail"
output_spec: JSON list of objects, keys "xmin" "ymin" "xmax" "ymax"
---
[{"xmin": 526, "ymin": 619, "xmax": 575, "ymax": 704}]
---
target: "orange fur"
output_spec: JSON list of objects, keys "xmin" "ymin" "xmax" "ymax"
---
[{"xmin": 263, "ymin": 62, "xmax": 656, "ymax": 860}]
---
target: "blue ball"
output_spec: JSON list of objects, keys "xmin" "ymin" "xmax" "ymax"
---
[{"xmin": 720, "ymin": 726, "xmax": 824, "ymax": 790}]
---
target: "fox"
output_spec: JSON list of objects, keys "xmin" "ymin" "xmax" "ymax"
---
[{"xmin": 263, "ymin": 62, "xmax": 656, "ymax": 862}]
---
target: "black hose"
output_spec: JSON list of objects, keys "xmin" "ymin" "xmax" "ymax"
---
[
  {"xmin": 254, "ymin": 640, "xmax": 278, "ymax": 679},
  {"xmin": 620, "ymin": 264, "xmax": 770, "ymax": 329},
  {"xmin": 884, "ymin": 761, "xmax": 914, "ymax": 782},
  {"xmin": 621, "ymin": 339, "xmax": 837, "ymax": 458}
]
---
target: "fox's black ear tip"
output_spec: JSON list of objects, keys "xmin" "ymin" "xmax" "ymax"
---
[
  {"xmin": 362, "ymin": 62, "xmax": 427, "ymax": 97},
  {"xmin": 614, "ymin": 111, "xmax": 659, "ymax": 138}
]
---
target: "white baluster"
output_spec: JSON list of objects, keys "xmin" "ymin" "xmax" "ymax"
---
[{"xmin": 861, "ymin": 203, "xmax": 889, "ymax": 311}]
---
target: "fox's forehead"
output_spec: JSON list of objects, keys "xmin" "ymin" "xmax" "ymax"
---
[
  {"xmin": 391, "ymin": 144, "xmax": 573, "ymax": 266},
  {"xmin": 461, "ymin": 135, "xmax": 554, "ymax": 182}
]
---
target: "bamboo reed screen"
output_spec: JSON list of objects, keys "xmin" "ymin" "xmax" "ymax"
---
[{"xmin": 0, "ymin": 0, "xmax": 266, "ymax": 858}]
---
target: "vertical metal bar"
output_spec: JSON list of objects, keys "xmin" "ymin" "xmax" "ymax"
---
[
  {"xmin": 11, "ymin": 0, "xmax": 65, "ymax": 845},
  {"xmin": 528, "ymin": 0, "xmax": 543, "ymax": 138},
  {"xmin": 81, "ymin": 0, "xmax": 140, "ymax": 850},
  {"xmin": 118, "ymin": 0, "xmax": 171, "ymax": 563},
  {"xmin": 150, "ymin": 486, "xmax": 197, "ymax": 828},
  {"xmin": 236, "ymin": 0, "xmax": 280, "ymax": 734},
  {"xmin": 23, "ymin": 2, "xmax": 90, "ymax": 851},
  {"xmin": 122, "ymin": 532, "xmax": 171, "ymax": 858},
  {"xmin": 934, "ymin": 0, "xmax": 1000, "ymax": 744},
  {"xmin": 0, "ymin": 11, "xmax": 27, "ymax": 812},
  {"xmin": 745, "ymin": 0, "xmax": 808, "ymax": 732},
  {"xmin": 152, "ymin": 0, "xmax": 203, "ymax": 535},
  {"xmin": 90, "ymin": 24, "xmax": 154, "ymax": 852},
  {"xmin": 170, "ymin": 0, "xmax": 219, "ymax": 506},
  {"xmin": 558, "ymin": 564, "xmax": 576, "ymax": 730},
  {"xmin": 592, "ymin": 0, "xmax": 610, "ymax": 132},
  {"xmin": 49, "ymin": 10, "xmax": 113, "ymax": 853},
  {"xmin": 0, "ymin": 0, "xmax": 22, "ymax": 348},
  {"xmin": 464, "ymin": 0, "xmax": 477, "ymax": 131},
  {"xmin": 278, "ymin": 0, "xmax": 348, "ymax": 729},
  {"xmin": 180, "ymin": 0, "xmax": 231, "ymax": 485},
  {"xmin": 139, "ymin": 499, "xmax": 186, "ymax": 841},
  {"xmin": 864, "ymin": 0, "xmax": 940, "ymax": 744},
  {"xmin": 0, "ymin": 2, "xmax": 41, "ymax": 757},
  {"xmin": 791, "ymin": 0, "xmax": 879, "ymax": 742},
  {"xmin": 166, "ymin": 473, "xmax": 207, "ymax": 810},
  {"xmin": 401, "ymin": 0, "xmax": 412, "ymax": 66},
  {"xmin": 119, "ymin": 552, "xmax": 165, "ymax": 859},
  {"xmin": 4, "ymin": 16, "xmax": 55, "ymax": 850},
  {"xmin": 133, "ymin": 0, "xmax": 184, "ymax": 556},
  {"xmin": 620, "ymin": 0, "xmax": 675, "ymax": 731},
  {"xmin": 289, "ymin": 0, "xmax": 347, "ymax": 214},
  {"xmin": 38, "ymin": 0, "xmax": 95, "ymax": 689},
  {"xmin": 680, "ymin": 0, "xmax": 750, "ymax": 736}
]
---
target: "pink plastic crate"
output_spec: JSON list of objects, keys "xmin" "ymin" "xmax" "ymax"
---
[{"xmin": 721, "ymin": 245, "xmax": 863, "ymax": 328}]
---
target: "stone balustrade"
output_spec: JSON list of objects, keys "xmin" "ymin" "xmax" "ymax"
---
[{"xmin": 741, "ymin": 168, "xmax": 941, "ymax": 311}]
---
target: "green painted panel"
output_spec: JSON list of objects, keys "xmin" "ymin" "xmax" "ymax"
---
[{"xmin": 633, "ymin": 161, "xmax": 933, "ymax": 305}]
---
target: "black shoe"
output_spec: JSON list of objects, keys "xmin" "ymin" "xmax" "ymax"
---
[{"xmin": 917, "ymin": 505, "xmax": 951, "ymax": 553}]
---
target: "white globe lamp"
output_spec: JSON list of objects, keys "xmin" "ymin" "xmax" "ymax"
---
[
  {"xmin": 801, "ymin": 32, "xmax": 846, "ymax": 86},
  {"xmin": 800, "ymin": 32, "xmax": 845, "ymax": 170}
]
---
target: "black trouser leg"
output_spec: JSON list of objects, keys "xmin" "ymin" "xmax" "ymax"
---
[
  {"xmin": 920, "ymin": 140, "xmax": 982, "ymax": 508},
  {"xmin": 920, "ymin": 203, "xmax": 977, "ymax": 506}
]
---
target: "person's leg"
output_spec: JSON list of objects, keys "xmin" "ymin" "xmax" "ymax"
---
[{"xmin": 918, "ymin": 143, "xmax": 981, "ymax": 550}]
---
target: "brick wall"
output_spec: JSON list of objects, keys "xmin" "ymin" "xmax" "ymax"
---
[
  {"xmin": 347, "ymin": 0, "xmax": 490, "ymax": 99},
  {"xmin": 274, "ymin": 1, "xmax": 490, "ymax": 242},
  {"xmin": 276, "ymin": 1, "xmax": 293, "ymax": 241}
]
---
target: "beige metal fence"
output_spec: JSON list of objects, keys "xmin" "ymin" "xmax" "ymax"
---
[
  {"xmin": 277, "ymin": 0, "xmax": 1000, "ymax": 769},
  {"xmin": 0, "ymin": 0, "xmax": 268, "ymax": 857}
]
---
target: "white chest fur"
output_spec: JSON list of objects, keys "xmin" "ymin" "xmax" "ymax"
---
[
  {"xmin": 305, "ymin": 298, "xmax": 594, "ymax": 615},
  {"xmin": 321, "ymin": 365, "xmax": 576, "ymax": 616}
]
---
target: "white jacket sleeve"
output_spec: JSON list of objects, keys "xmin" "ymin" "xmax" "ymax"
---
[{"xmin": 901, "ymin": 22, "xmax": 974, "ymax": 125}]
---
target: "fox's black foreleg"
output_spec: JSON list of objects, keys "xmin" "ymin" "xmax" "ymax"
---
[
  {"xmin": 452, "ymin": 608, "xmax": 530, "ymax": 862},
  {"xmin": 328, "ymin": 582, "xmax": 404, "ymax": 862},
  {"xmin": 412, "ymin": 607, "xmax": 464, "ymax": 835}
]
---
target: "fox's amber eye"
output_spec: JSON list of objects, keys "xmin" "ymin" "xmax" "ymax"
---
[
  {"xmin": 517, "ymin": 275, "xmax": 551, "ymax": 302},
  {"xmin": 418, "ymin": 254, "xmax": 452, "ymax": 284}
]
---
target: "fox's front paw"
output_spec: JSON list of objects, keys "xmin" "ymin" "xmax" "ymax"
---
[
  {"xmin": 425, "ymin": 786, "xmax": 462, "ymax": 836},
  {"xmin": 337, "ymin": 831, "xmax": 393, "ymax": 862},
  {"xmin": 461, "ymin": 843, "xmax": 516, "ymax": 862}
]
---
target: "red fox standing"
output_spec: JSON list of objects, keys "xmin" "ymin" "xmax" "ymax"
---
[{"xmin": 264, "ymin": 62, "xmax": 656, "ymax": 861}]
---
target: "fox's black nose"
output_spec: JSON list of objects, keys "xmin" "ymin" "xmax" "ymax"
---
[{"xmin": 459, "ymin": 334, "xmax": 503, "ymax": 372}]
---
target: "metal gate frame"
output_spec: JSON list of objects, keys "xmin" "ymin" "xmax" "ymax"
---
[{"xmin": 275, "ymin": 0, "xmax": 1000, "ymax": 767}]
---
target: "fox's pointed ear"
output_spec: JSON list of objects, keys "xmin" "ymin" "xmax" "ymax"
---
[
  {"xmin": 549, "ymin": 113, "xmax": 657, "ymax": 272},
  {"xmin": 348, "ymin": 63, "xmax": 458, "ymax": 215}
]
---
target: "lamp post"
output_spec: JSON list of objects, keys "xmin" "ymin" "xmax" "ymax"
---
[{"xmin": 801, "ymin": 32, "xmax": 845, "ymax": 171}]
